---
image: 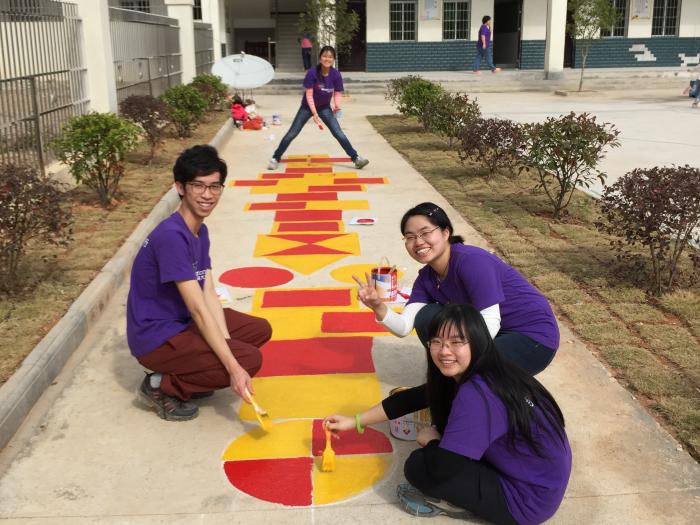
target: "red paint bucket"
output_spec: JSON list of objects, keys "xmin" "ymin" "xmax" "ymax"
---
[{"xmin": 371, "ymin": 257, "xmax": 398, "ymax": 302}]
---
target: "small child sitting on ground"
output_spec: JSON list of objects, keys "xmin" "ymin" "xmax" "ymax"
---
[{"xmin": 230, "ymin": 95, "xmax": 248, "ymax": 128}]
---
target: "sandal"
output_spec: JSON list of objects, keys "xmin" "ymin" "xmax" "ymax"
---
[
  {"xmin": 397, "ymin": 483, "xmax": 473, "ymax": 519},
  {"xmin": 138, "ymin": 374, "xmax": 199, "ymax": 421}
]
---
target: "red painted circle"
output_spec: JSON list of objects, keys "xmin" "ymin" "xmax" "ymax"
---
[{"xmin": 219, "ymin": 267, "xmax": 294, "ymax": 288}]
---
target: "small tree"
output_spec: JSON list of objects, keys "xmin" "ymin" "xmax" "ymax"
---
[
  {"xmin": 190, "ymin": 74, "xmax": 228, "ymax": 111},
  {"xmin": 386, "ymin": 76, "xmax": 444, "ymax": 120},
  {"xmin": 422, "ymin": 92, "xmax": 481, "ymax": 148},
  {"xmin": 160, "ymin": 84, "xmax": 208, "ymax": 138},
  {"xmin": 522, "ymin": 112, "xmax": 620, "ymax": 219},
  {"xmin": 568, "ymin": 0, "xmax": 619, "ymax": 92},
  {"xmin": 597, "ymin": 166, "xmax": 700, "ymax": 295},
  {"xmin": 119, "ymin": 95, "xmax": 170, "ymax": 162},
  {"xmin": 51, "ymin": 112, "xmax": 141, "ymax": 206},
  {"xmin": 0, "ymin": 164, "xmax": 72, "ymax": 291},
  {"xmin": 459, "ymin": 118, "xmax": 526, "ymax": 177},
  {"xmin": 298, "ymin": 0, "xmax": 359, "ymax": 60}
]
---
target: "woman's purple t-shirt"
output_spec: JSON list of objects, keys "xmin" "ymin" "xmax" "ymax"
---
[
  {"xmin": 301, "ymin": 67, "xmax": 343, "ymax": 109},
  {"xmin": 441, "ymin": 375, "xmax": 572, "ymax": 525},
  {"xmin": 407, "ymin": 244, "xmax": 559, "ymax": 349},
  {"xmin": 126, "ymin": 212, "xmax": 211, "ymax": 357}
]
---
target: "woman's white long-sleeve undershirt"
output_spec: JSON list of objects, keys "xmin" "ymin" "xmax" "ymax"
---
[{"xmin": 378, "ymin": 302, "xmax": 502, "ymax": 339}]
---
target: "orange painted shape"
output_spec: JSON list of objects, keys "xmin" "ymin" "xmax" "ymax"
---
[
  {"xmin": 247, "ymin": 202, "xmax": 307, "ymax": 211},
  {"xmin": 277, "ymin": 222, "xmax": 340, "ymax": 232},
  {"xmin": 333, "ymin": 178, "xmax": 386, "ymax": 184},
  {"xmin": 232, "ymin": 180, "xmax": 278, "ymax": 186},
  {"xmin": 261, "ymin": 172, "xmax": 304, "ymax": 179},
  {"xmin": 286, "ymin": 167, "xmax": 333, "ymax": 173},
  {"xmin": 275, "ymin": 210, "xmax": 342, "ymax": 222},
  {"xmin": 321, "ymin": 312, "xmax": 391, "ymax": 333},
  {"xmin": 308, "ymin": 185, "xmax": 363, "ymax": 192},
  {"xmin": 277, "ymin": 192, "xmax": 338, "ymax": 201},
  {"xmin": 269, "ymin": 244, "xmax": 350, "ymax": 256},
  {"xmin": 272, "ymin": 233, "xmax": 345, "ymax": 243},
  {"xmin": 261, "ymin": 289, "xmax": 352, "ymax": 308}
]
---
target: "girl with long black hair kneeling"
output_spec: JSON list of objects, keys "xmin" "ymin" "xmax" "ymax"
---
[{"xmin": 324, "ymin": 305, "xmax": 571, "ymax": 524}]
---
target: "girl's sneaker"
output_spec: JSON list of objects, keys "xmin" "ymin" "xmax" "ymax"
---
[
  {"xmin": 354, "ymin": 156, "xmax": 369, "ymax": 169},
  {"xmin": 396, "ymin": 483, "xmax": 472, "ymax": 519},
  {"xmin": 267, "ymin": 158, "xmax": 279, "ymax": 170}
]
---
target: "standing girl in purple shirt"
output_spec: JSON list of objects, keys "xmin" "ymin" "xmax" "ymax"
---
[
  {"xmin": 267, "ymin": 46, "xmax": 369, "ymax": 170},
  {"xmin": 473, "ymin": 15, "xmax": 501, "ymax": 74},
  {"xmin": 325, "ymin": 305, "xmax": 571, "ymax": 524},
  {"xmin": 354, "ymin": 202, "xmax": 559, "ymax": 375}
]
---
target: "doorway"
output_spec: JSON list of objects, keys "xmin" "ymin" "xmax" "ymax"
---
[
  {"xmin": 564, "ymin": 6, "xmax": 575, "ymax": 67},
  {"xmin": 337, "ymin": 1, "xmax": 366, "ymax": 71},
  {"xmin": 493, "ymin": 0, "xmax": 522, "ymax": 68}
]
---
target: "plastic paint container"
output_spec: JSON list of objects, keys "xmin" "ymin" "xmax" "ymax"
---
[{"xmin": 388, "ymin": 387, "xmax": 432, "ymax": 441}]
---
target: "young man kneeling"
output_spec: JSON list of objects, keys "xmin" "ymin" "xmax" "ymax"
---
[{"xmin": 126, "ymin": 145, "xmax": 271, "ymax": 421}]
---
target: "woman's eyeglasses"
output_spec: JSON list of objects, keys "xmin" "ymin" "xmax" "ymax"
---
[
  {"xmin": 428, "ymin": 339, "xmax": 469, "ymax": 351},
  {"xmin": 403, "ymin": 226, "xmax": 440, "ymax": 243}
]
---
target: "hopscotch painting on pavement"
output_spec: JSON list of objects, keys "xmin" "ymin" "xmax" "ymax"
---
[{"xmin": 220, "ymin": 155, "xmax": 398, "ymax": 505}]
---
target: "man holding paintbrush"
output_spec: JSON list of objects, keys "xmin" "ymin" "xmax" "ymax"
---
[{"xmin": 126, "ymin": 145, "xmax": 272, "ymax": 421}]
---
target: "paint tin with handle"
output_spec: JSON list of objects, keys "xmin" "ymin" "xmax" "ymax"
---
[
  {"xmin": 388, "ymin": 387, "xmax": 431, "ymax": 441},
  {"xmin": 371, "ymin": 257, "xmax": 398, "ymax": 302}
]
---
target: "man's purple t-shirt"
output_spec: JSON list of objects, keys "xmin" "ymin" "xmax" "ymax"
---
[
  {"xmin": 408, "ymin": 244, "xmax": 559, "ymax": 349},
  {"xmin": 440, "ymin": 375, "xmax": 572, "ymax": 525},
  {"xmin": 126, "ymin": 212, "xmax": 211, "ymax": 357},
  {"xmin": 301, "ymin": 67, "xmax": 343, "ymax": 109},
  {"xmin": 478, "ymin": 23, "xmax": 491, "ymax": 48}
]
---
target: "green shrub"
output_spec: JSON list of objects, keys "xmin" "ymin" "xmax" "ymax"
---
[
  {"xmin": 51, "ymin": 112, "xmax": 141, "ymax": 206},
  {"xmin": 522, "ymin": 112, "xmax": 620, "ymax": 219},
  {"xmin": 597, "ymin": 165, "xmax": 700, "ymax": 295},
  {"xmin": 386, "ymin": 76, "xmax": 444, "ymax": 120},
  {"xmin": 459, "ymin": 117, "xmax": 526, "ymax": 177},
  {"xmin": 190, "ymin": 73, "xmax": 228, "ymax": 111},
  {"xmin": 422, "ymin": 92, "xmax": 481, "ymax": 148},
  {"xmin": 119, "ymin": 95, "xmax": 170, "ymax": 162},
  {"xmin": 160, "ymin": 84, "xmax": 208, "ymax": 138},
  {"xmin": 0, "ymin": 164, "xmax": 72, "ymax": 291}
]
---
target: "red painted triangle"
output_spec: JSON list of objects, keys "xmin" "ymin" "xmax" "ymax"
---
[
  {"xmin": 269, "ymin": 244, "xmax": 350, "ymax": 256},
  {"xmin": 271, "ymin": 233, "xmax": 345, "ymax": 243}
]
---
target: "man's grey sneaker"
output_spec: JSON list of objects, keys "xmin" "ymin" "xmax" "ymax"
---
[
  {"xmin": 267, "ymin": 158, "xmax": 279, "ymax": 170},
  {"xmin": 396, "ymin": 482, "xmax": 472, "ymax": 519},
  {"xmin": 354, "ymin": 156, "xmax": 369, "ymax": 169},
  {"xmin": 138, "ymin": 374, "xmax": 199, "ymax": 421}
]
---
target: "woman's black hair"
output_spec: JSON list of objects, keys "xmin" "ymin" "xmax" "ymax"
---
[
  {"xmin": 425, "ymin": 304, "xmax": 566, "ymax": 455},
  {"xmin": 400, "ymin": 202, "xmax": 465, "ymax": 244},
  {"xmin": 482, "ymin": 15, "xmax": 491, "ymax": 24},
  {"xmin": 316, "ymin": 45, "xmax": 336, "ymax": 79}
]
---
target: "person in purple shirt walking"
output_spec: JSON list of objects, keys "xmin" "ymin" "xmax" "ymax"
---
[
  {"xmin": 474, "ymin": 15, "xmax": 501, "ymax": 74},
  {"xmin": 354, "ymin": 202, "xmax": 559, "ymax": 376},
  {"xmin": 127, "ymin": 145, "xmax": 272, "ymax": 421},
  {"xmin": 267, "ymin": 45, "xmax": 369, "ymax": 171},
  {"xmin": 325, "ymin": 304, "xmax": 571, "ymax": 523}
]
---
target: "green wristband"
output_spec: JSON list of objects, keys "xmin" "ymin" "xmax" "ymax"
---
[{"xmin": 355, "ymin": 413, "xmax": 365, "ymax": 434}]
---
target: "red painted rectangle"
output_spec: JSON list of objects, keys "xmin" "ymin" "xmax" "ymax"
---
[
  {"xmin": 286, "ymin": 167, "xmax": 332, "ymax": 173},
  {"xmin": 321, "ymin": 312, "xmax": 391, "ymax": 333},
  {"xmin": 333, "ymin": 178, "xmax": 386, "ymax": 184},
  {"xmin": 308, "ymin": 185, "xmax": 362, "ymax": 192},
  {"xmin": 277, "ymin": 222, "xmax": 339, "ymax": 232},
  {"xmin": 274, "ymin": 210, "xmax": 342, "ymax": 221},
  {"xmin": 310, "ymin": 157, "xmax": 352, "ymax": 163},
  {"xmin": 232, "ymin": 180, "xmax": 278, "ymax": 186},
  {"xmin": 248, "ymin": 202, "xmax": 306, "ymax": 211},
  {"xmin": 261, "ymin": 289, "xmax": 351, "ymax": 308},
  {"xmin": 257, "ymin": 337, "xmax": 374, "ymax": 377},
  {"xmin": 277, "ymin": 192, "xmax": 338, "ymax": 202},
  {"xmin": 261, "ymin": 172, "xmax": 304, "ymax": 179}
]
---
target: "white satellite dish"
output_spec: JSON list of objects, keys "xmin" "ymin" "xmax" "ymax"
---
[{"xmin": 212, "ymin": 53, "xmax": 275, "ymax": 89}]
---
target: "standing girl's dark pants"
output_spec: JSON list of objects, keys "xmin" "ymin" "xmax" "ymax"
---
[
  {"xmin": 272, "ymin": 104, "xmax": 358, "ymax": 162},
  {"xmin": 414, "ymin": 303, "xmax": 556, "ymax": 375},
  {"xmin": 302, "ymin": 48, "xmax": 312, "ymax": 70},
  {"xmin": 404, "ymin": 446, "xmax": 519, "ymax": 525}
]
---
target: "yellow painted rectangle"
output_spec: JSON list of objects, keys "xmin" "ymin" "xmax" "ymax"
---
[
  {"xmin": 221, "ymin": 419, "xmax": 312, "ymax": 461},
  {"xmin": 312, "ymin": 454, "xmax": 393, "ymax": 504},
  {"xmin": 239, "ymin": 373, "xmax": 383, "ymax": 421},
  {"xmin": 305, "ymin": 200, "xmax": 369, "ymax": 210}
]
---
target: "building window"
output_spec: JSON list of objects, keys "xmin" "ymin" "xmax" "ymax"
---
[
  {"xmin": 193, "ymin": 0, "xmax": 202, "ymax": 21},
  {"xmin": 652, "ymin": 0, "xmax": 680, "ymax": 36},
  {"xmin": 443, "ymin": 1, "xmax": 470, "ymax": 40},
  {"xmin": 120, "ymin": 0, "xmax": 150, "ymax": 13},
  {"xmin": 390, "ymin": 0, "xmax": 416, "ymax": 41},
  {"xmin": 601, "ymin": 0, "xmax": 628, "ymax": 37}
]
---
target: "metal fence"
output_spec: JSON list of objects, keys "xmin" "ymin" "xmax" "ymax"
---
[
  {"xmin": 194, "ymin": 20, "xmax": 213, "ymax": 76},
  {"xmin": 109, "ymin": 7, "xmax": 181, "ymax": 103},
  {"xmin": 0, "ymin": 0, "xmax": 88, "ymax": 174}
]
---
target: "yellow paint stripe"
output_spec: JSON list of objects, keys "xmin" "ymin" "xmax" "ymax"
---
[{"xmin": 312, "ymin": 454, "xmax": 393, "ymax": 504}]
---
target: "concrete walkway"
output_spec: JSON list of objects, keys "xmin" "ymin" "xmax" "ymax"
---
[{"xmin": 0, "ymin": 92, "xmax": 698, "ymax": 524}]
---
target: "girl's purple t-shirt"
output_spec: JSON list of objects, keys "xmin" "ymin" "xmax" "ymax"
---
[
  {"xmin": 126, "ymin": 212, "xmax": 211, "ymax": 357},
  {"xmin": 301, "ymin": 67, "xmax": 343, "ymax": 109},
  {"xmin": 407, "ymin": 244, "xmax": 559, "ymax": 349},
  {"xmin": 478, "ymin": 23, "xmax": 492, "ymax": 48},
  {"xmin": 441, "ymin": 375, "xmax": 572, "ymax": 525}
]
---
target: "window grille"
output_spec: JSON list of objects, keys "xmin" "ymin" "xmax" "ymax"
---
[
  {"xmin": 443, "ymin": 1, "xmax": 470, "ymax": 40},
  {"xmin": 601, "ymin": 0, "xmax": 628, "ymax": 37},
  {"xmin": 390, "ymin": 0, "xmax": 416, "ymax": 41},
  {"xmin": 651, "ymin": 0, "xmax": 680, "ymax": 36}
]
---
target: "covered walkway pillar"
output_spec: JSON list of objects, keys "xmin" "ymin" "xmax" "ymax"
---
[{"xmin": 544, "ymin": 0, "xmax": 567, "ymax": 80}]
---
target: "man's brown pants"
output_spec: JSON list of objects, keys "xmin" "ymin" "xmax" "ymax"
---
[{"xmin": 137, "ymin": 309, "xmax": 272, "ymax": 400}]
